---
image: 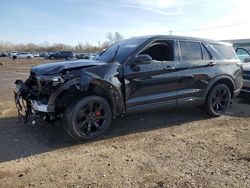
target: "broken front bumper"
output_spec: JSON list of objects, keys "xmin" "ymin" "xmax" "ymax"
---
[
  {"xmin": 14, "ymin": 77, "xmax": 80, "ymax": 123},
  {"xmin": 14, "ymin": 80, "xmax": 50, "ymax": 123},
  {"xmin": 30, "ymin": 100, "xmax": 49, "ymax": 112}
]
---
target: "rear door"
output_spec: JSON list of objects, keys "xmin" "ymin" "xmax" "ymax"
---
[{"xmin": 176, "ymin": 40, "xmax": 217, "ymax": 105}]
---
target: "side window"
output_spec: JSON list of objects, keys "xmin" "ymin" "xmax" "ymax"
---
[
  {"xmin": 139, "ymin": 41, "xmax": 174, "ymax": 62},
  {"xmin": 210, "ymin": 43, "xmax": 237, "ymax": 60},
  {"xmin": 179, "ymin": 41, "xmax": 202, "ymax": 61},
  {"xmin": 201, "ymin": 44, "xmax": 212, "ymax": 59}
]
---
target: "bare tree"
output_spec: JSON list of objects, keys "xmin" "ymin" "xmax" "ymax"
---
[
  {"xmin": 0, "ymin": 32, "xmax": 124, "ymax": 53},
  {"xmin": 106, "ymin": 32, "xmax": 124, "ymax": 45}
]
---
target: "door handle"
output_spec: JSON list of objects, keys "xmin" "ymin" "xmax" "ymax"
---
[
  {"xmin": 207, "ymin": 62, "xmax": 216, "ymax": 66},
  {"xmin": 164, "ymin": 66, "xmax": 175, "ymax": 70}
]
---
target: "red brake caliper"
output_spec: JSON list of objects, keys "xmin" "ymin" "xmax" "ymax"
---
[{"xmin": 95, "ymin": 111, "xmax": 101, "ymax": 123}]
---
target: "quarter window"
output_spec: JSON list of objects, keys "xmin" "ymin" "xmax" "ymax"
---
[
  {"xmin": 180, "ymin": 41, "xmax": 202, "ymax": 61},
  {"xmin": 210, "ymin": 43, "xmax": 237, "ymax": 60}
]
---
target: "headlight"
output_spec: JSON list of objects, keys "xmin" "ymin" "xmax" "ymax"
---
[{"xmin": 50, "ymin": 76, "xmax": 64, "ymax": 86}]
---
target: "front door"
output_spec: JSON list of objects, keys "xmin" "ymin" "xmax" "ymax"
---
[{"xmin": 124, "ymin": 40, "xmax": 179, "ymax": 112}]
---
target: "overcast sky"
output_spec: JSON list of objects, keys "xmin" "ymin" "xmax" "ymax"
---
[{"xmin": 0, "ymin": 0, "xmax": 250, "ymax": 45}]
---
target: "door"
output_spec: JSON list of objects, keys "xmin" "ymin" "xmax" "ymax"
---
[
  {"xmin": 124, "ymin": 40, "xmax": 179, "ymax": 112},
  {"xmin": 176, "ymin": 41, "xmax": 218, "ymax": 105}
]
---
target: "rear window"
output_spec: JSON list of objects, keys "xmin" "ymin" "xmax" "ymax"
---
[
  {"xmin": 210, "ymin": 43, "xmax": 237, "ymax": 60},
  {"xmin": 180, "ymin": 41, "xmax": 202, "ymax": 60}
]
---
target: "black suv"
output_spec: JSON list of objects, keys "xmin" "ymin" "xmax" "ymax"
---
[
  {"xmin": 14, "ymin": 35, "xmax": 243, "ymax": 141},
  {"xmin": 48, "ymin": 51, "xmax": 74, "ymax": 60}
]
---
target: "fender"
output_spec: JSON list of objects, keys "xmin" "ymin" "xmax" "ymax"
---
[
  {"xmin": 202, "ymin": 74, "xmax": 236, "ymax": 98},
  {"xmin": 79, "ymin": 71, "xmax": 125, "ymax": 118}
]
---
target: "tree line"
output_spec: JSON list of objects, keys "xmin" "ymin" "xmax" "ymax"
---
[{"xmin": 0, "ymin": 32, "xmax": 124, "ymax": 53}]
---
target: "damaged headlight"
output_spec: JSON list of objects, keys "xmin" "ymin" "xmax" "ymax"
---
[{"xmin": 49, "ymin": 75, "xmax": 65, "ymax": 87}]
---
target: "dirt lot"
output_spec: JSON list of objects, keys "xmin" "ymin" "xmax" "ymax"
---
[{"xmin": 0, "ymin": 57, "xmax": 249, "ymax": 188}]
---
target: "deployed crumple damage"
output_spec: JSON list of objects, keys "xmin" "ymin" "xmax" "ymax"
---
[
  {"xmin": 77, "ymin": 62, "xmax": 125, "ymax": 117},
  {"xmin": 15, "ymin": 60, "xmax": 125, "ymax": 123}
]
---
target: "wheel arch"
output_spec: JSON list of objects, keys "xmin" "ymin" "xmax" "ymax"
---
[
  {"xmin": 54, "ymin": 73, "xmax": 125, "ymax": 118},
  {"xmin": 203, "ymin": 75, "xmax": 235, "ymax": 100}
]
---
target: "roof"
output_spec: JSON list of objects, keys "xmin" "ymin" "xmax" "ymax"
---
[{"xmin": 128, "ymin": 35, "xmax": 226, "ymax": 45}]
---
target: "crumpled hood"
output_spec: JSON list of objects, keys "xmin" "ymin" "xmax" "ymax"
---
[{"xmin": 31, "ymin": 59, "xmax": 106, "ymax": 75}]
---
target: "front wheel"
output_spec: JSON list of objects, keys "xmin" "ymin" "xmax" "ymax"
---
[
  {"xmin": 64, "ymin": 96, "xmax": 112, "ymax": 141},
  {"xmin": 205, "ymin": 84, "xmax": 231, "ymax": 117}
]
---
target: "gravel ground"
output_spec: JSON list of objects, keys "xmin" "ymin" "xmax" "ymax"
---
[{"xmin": 0, "ymin": 58, "xmax": 249, "ymax": 188}]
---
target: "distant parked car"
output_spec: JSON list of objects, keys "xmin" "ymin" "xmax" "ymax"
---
[
  {"xmin": 32, "ymin": 52, "xmax": 40, "ymax": 57},
  {"xmin": 13, "ymin": 52, "xmax": 34, "ymax": 59},
  {"xmin": 0, "ymin": 52, "xmax": 8, "ymax": 57},
  {"xmin": 76, "ymin": 53, "xmax": 89, "ymax": 59},
  {"xmin": 236, "ymin": 48, "xmax": 250, "ymax": 63},
  {"xmin": 48, "ymin": 51, "xmax": 74, "ymax": 60},
  {"xmin": 76, "ymin": 53, "xmax": 97, "ymax": 60},
  {"xmin": 236, "ymin": 48, "xmax": 250, "ymax": 94},
  {"xmin": 9, "ymin": 51, "xmax": 18, "ymax": 57}
]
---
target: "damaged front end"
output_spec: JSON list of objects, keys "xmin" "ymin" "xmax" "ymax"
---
[
  {"xmin": 14, "ymin": 70, "xmax": 76, "ymax": 125},
  {"xmin": 14, "ymin": 60, "xmax": 125, "ymax": 126}
]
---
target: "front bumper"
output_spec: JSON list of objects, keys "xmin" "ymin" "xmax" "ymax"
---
[
  {"xmin": 14, "ymin": 77, "xmax": 80, "ymax": 123},
  {"xmin": 31, "ymin": 100, "xmax": 49, "ymax": 112}
]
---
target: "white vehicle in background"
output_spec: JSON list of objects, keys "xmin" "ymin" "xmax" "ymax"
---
[
  {"xmin": 32, "ymin": 52, "xmax": 40, "ymax": 57},
  {"xmin": 10, "ymin": 51, "xmax": 18, "ymax": 57},
  {"xmin": 13, "ymin": 52, "xmax": 34, "ymax": 59}
]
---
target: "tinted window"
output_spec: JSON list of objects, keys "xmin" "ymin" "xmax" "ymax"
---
[
  {"xmin": 210, "ymin": 43, "xmax": 237, "ymax": 60},
  {"xmin": 201, "ymin": 44, "xmax": 212, "ymax": 59},
  {"xmin": 139, "ymin": 41, "xmax": 174, "ymax": 61},
  {"xmin": 180, "ymin": 41, "xmax": 202, "ymax": 60}
]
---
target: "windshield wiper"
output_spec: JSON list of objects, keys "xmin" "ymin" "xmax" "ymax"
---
[{"xmin": 110, "ymin": 45, "xmax": 120, "ymax": 63}]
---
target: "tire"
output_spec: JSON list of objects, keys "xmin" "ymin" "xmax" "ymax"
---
[
  {"xmin": 66, "ymin": 56, "xmax": 71, "ymax": 60},
  {"xmin": 50, "ymin": 56, "xmax": 55, "ymax": 60},
  {"xmin": 64, "ymin": 95, "xmax": 112, "ymax": 141},
  {"xmin": 27, "ymin": 56, "xmax": 31, "ymax": 59},
  {"xmin": 205, "ymin": 84, "xmax": 231, "ymax": 117}
]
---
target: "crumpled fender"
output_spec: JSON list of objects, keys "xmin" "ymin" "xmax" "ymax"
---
[{"xmin": 78, "ymin": 70, "xmax": 125, "ymax": 118}]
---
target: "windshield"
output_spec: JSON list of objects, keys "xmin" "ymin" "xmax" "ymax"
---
[{"xmin": 96, "ymin": 38, "xmax": 147, "ymax": 63}]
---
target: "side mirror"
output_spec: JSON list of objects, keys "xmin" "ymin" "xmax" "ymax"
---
[{"xmin": 132, "ymin": 54, "xmax": 152, "ymax": 65}]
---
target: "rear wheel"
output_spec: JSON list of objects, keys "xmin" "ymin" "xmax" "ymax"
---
[
  {"xmin": 205, "ymin": 84, "xmax": 231, "ymax": 117},
  {"xmin": 27, "ymin": 56, "xmax": 31, "ymax": 59},
  {"xmin": 64, "ymin": 95, "xmax": 112, "ymax": 141}
]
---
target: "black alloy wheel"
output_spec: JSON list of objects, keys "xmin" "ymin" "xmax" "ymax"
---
[
  {"xmin": 206, "ymin": 84, "xmax": 231, "ymax": 117},
  {"xmin": 64, "ymin": 96, "xmax": 112, "ymax": 141}
]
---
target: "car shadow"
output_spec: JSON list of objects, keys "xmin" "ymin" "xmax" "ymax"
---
[
  {"xmin": 226, "ymin": 97, "xmax": 250, "ymax": 117},
  {"xmin": 0, "ymin": 106, "xmax": 211, "ymax": 163}
]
